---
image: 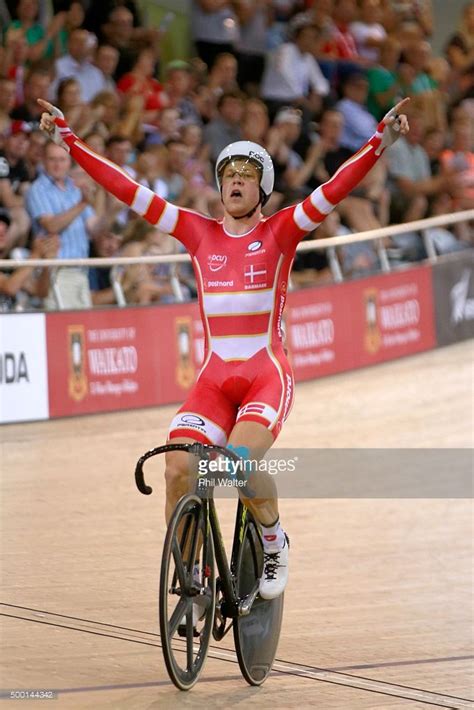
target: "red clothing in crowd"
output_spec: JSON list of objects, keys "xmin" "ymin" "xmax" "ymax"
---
[{"xmin": 116, "ymin": 74, "xmax": 167, "ymax": 111}]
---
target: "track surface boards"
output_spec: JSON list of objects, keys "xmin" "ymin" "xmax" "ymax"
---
[{"xmin": 1, "ymin": 341, "xmax": 473, "ymax": 709}]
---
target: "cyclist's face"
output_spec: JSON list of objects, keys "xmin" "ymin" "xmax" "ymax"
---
[{"xmin": 221, "ymin": 159, "xmax": 261, "ymax": 216}]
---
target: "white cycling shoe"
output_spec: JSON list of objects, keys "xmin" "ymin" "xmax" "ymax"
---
[{"xmin": 259, "ymin": 534, "xmax": 289, "ymax": 600}]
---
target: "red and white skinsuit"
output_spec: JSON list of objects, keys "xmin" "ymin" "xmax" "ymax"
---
[{"xmin": 56, "ymin": 119, "xmax": 387, "ymax": 445}]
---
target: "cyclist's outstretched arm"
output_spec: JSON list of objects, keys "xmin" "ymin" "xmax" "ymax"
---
[
  {"xmin": 37, "ymin": 99, "xmax": 205, "ymax": 252},
  {"xmin": 271, "ymin": 99, "xmax": 410, "ymax": 253}
]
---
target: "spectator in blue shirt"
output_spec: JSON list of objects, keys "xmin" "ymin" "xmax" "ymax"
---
[
  {"xmin": 336, "ymin": 72, "xmax": 378, "ymax": 152},
  {"xmin": 50, "ymin": 29, "xmax": 106, "ymax": 103},
  {"xmin": 25, "ymin": 140, "xmax": 98, "ymax": 309}
]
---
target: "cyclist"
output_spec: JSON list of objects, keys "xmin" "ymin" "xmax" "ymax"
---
[{"xmin": 39, "ymin": 97, "xmax": 410, "ymax": 600}]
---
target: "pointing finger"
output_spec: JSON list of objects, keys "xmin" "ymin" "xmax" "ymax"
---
[
  {"xmin": 392, "ymin": 97, "xmax": 411, "ymax": 114},
  {"xmin": 37, "ymin": 98, "xmax": 55, "ymax": 113}
]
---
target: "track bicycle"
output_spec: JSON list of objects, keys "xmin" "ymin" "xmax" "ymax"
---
[{"xmin": 135, "ymin": 442, "xmax": 284, "ymax": 690}]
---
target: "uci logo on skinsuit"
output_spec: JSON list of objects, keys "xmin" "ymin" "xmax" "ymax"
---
[{"xmin": 208, "ymin": 254, "xmax": 228, "ymax": 272}]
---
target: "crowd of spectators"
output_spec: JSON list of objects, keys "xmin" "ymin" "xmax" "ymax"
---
[{"xmin": 0, "ymin": 0, "xmax": 472, "ymax": 311}]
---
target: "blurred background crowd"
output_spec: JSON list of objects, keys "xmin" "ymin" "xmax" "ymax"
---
[{"xmin": 0, "ymin": 0, "xmax": 472, "ymax": 311}]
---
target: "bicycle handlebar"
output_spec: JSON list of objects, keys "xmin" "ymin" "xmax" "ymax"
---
[{"xmin": 135, "ymin": 442, "xmax": 241, "ymax": 495}]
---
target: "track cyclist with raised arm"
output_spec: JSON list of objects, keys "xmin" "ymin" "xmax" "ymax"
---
[{"xmin": 39, "ymin": 96, "xmax": 410, "ymax": 601}]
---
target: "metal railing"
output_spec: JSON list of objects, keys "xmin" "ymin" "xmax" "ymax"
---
[{"xmin": 0, "ymin": 210, "xmax": 472, "ymax": 309}]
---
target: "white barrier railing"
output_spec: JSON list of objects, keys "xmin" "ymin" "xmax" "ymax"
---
[
  {"xmin": 0, "ymin": 210, "xmax": 472, "ymax": 308},
  {"xmin": 1, "ymin": 210, "xmax": 472, "ymax": 269}
]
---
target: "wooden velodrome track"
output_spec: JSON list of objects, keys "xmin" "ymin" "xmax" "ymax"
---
[{"xmin": 1, "ymin": 341, "xmax": 473, "ymax": 709}]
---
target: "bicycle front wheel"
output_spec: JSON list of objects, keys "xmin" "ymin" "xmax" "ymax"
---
[
  {"xmin": 233, "ymin": 513, "xmax": 284, "ymax": 685},
  {"xmin": 159, "ymin": 494, "xmax": 215, "ymax": 691}
]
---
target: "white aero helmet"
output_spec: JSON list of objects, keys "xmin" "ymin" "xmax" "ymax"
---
[{"xmin": 215, "ymin": 141, "xmax": 274, "ymax": 207}]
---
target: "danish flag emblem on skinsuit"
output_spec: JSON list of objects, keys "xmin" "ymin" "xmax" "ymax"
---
[
  {"xmin": 244, "ymin": 263, "xmax": 267, "ymax": 284},
  {"xmin": 238, "ymin": 402, "xmax": 266, "ymax": 416}
]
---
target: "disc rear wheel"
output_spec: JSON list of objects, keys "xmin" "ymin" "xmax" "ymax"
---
[{"xmin": 233, "ymin": 515, "xmax": 284, "ymax": 685}]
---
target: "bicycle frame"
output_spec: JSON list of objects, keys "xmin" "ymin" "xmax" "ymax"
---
[{"xmin": 135, "ymin": 442, "xmax": 259, "ymax": 621}]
